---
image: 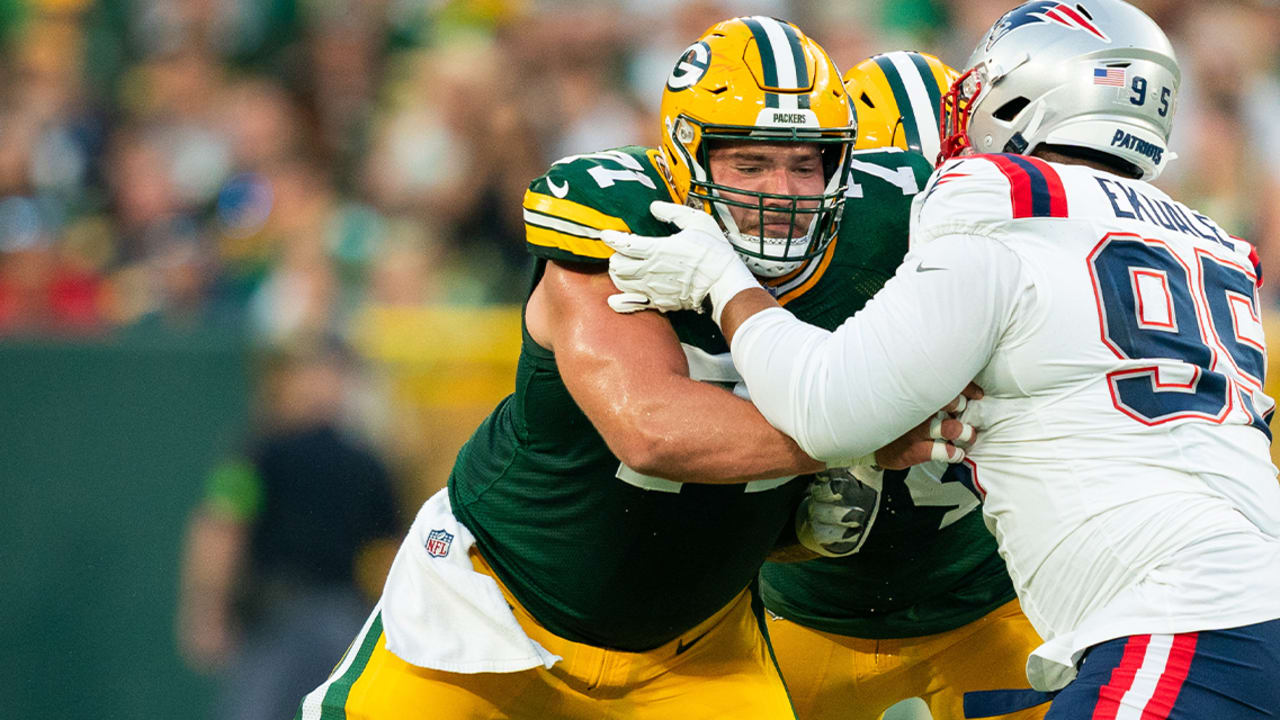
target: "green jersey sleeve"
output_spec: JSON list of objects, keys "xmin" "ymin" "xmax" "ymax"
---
[
  {"xmin": 844, "ymin": 147, "xmax": 934, "ymax": 204},
  {"xmin": 523, "ymin": 146, "xmax": 676, "ymax": 264}
]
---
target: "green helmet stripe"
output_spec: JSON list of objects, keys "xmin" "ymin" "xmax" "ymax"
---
[
  {"xmin": 908, "ymin": 52, "xmax": 943, "ymax": 133},
  {"xmin": 744, "ymin": 16, "xmax": 812, "ymax": 110},
  {"xmin": 872, "ymin": 54, "xmax": 921, "ymax": 154},
  {"xmin": 742, "ymin": 17, "xmax": 779, "ymax": 88},
  {"xmin": 777, "ymin": 20, "xmax": 809, "ymax": 89}
]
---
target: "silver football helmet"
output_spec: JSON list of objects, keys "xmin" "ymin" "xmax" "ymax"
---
[{"xmin": 939, "ymin": 0, "xmax": 1180, "ymax": 179}]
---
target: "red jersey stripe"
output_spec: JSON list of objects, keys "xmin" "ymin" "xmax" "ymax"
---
[
  {"xmin": 983, "ymin": 155, "xmax": 1036, "ymax": 219},
  {"xmin": 1242, "ymin": 239, "xmax": 1264, "ymax": 288},
  {"xmin": 1018, "ymin": 155, "xmax": 1070, "ymax": 217}
]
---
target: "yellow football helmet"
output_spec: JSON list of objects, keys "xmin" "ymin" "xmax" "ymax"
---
[
  {"xmin": 843, "ymin": 51, "xmax": 958, "ymax": 163},
  {"xmin": 659, "ymin": 16, "xmax": 857, "ymax": 277}
]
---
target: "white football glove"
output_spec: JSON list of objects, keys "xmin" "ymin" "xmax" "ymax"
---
[
  {"xmin": 795, "ymin": 465, "xmax": 883, "ymax": 558},
  {"xmin": 603, "ymin": 201, "xmax": 760, "ymax": 323}
]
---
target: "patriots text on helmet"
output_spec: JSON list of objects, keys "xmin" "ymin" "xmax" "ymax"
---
[{"xmin": 1109, "ymin": 130, "xmax": 1163, "ymax": 165}]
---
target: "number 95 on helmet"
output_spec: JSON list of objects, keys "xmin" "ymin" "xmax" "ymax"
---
[{"xmin": 659, "ymin": 16, "xmax": 857, "ymax": 277}]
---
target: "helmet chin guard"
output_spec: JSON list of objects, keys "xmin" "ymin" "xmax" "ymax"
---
[
  {"xmin": 717, "ymin": 205, "xmax": 821, "ymax": 278},
  {"xmin": 738, "ymin": 252, "xmax": 805, "ymax": 278}
]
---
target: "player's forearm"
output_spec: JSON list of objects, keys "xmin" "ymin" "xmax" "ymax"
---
[
  {"xmin": 729, "ymin": 237, "xmax": 1014, "ymax": 462},
  {"xmin": 603, "ymin": 378, "xmax": 824, "ymax": 483},
  {"xmin": 714, "ymin": 288, "xmax": 890, "ymax": 464},
  {"xmin": 729, "ymin": 307, "xmax": 883, "ymax": 462}
]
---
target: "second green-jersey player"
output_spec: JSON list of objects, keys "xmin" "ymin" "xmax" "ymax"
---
[{"xmin": 759, "ymin": 149, "xmax": 1015, "ymax": 639}]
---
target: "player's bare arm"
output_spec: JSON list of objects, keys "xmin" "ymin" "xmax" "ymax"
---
[
  {"xmin": 526, "ymin": 258, "xmax": 823, "ymax": 483},
  {"xmin": 605, "ymin": 205, "xmax": 979, "ymax": 468}
]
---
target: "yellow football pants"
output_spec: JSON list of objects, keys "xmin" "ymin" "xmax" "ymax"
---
[
  {"xmin": 768, "ymin": 599, "xmax": 1048, "ymax": 720},
  {"xmin": 297, "ymin": 552, "xmax": 796, "ymax": 719}
]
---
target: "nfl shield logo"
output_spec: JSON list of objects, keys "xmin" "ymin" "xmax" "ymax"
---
[{"xmin": 425, "ymin": 529, "xmax": 454, "ymax": 558}]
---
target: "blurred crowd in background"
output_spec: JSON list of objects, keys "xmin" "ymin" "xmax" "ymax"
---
[
  {"xmin": 1, "ymin": 0, "xmax": 1277, "ymax": 534},
  {"xmin": 3, "ymin": 0, "xmax": 1279, "ymax": 340},
  {"xmin": 5, "ymin": 0, "xmax": 1280, "ymax": 518}
]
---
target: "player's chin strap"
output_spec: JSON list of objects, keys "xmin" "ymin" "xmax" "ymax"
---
[{"xmin": 963, "ymin": 688, "xmax": 1058, "ymax": 718}]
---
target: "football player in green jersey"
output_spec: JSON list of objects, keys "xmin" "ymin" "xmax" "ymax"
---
[
  {"xmin": 296, "ymin": 18, "xmax": 973, "ymax": 720},
  {"xmin": 610, "ymin": 51, "xmax": 1050, "ymax": 720}
]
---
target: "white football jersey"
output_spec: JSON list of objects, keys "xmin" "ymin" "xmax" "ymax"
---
[{"xmin": 733, "ymin": 153, "xmax": 1280, "ymax": 691}]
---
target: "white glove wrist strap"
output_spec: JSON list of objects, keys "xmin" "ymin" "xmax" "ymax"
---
[{"xmin": 707, "ymin": 261, "xmax": 761, "ymax": 324}]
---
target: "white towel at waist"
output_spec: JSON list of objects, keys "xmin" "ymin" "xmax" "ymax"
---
[{"xmin": 380, "ymin": 489, "xmax": 562, "ymax": 673}]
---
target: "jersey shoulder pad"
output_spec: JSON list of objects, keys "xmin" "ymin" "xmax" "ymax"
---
[
  {"xmin": 911, "ymin": 153, "xmax": 1069, "ymax": 244},
  {"xmin": 523, "ymin": 146, "xmax": 675, "ymax": 264}
]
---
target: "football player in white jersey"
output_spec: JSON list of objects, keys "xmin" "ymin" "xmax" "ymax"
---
[{"xmin": 602, "ymin": 1, "xmax": 1280, "ymax": 718}]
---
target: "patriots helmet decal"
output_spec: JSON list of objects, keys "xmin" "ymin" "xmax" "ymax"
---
[{"xmin": 985, "ymin": 1, "xmax": 1110, "ymax": 50}]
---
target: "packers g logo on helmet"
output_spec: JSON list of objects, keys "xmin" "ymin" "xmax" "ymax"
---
[
  {"xmin": 657, "ymin": 16, "xmax": 857, "ymax": 277},
  {"xmin": 667, "ymin": 42, "xmax": 711, "ymax": 91}
]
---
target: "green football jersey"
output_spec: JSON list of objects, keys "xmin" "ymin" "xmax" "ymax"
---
[
  {"xmin": 448, "ymin": 146, "xmax": 806, "ymax": 652},
  {"xmin": 758, "ymin": 149, "xmax": 1015, "ymax": 638}
]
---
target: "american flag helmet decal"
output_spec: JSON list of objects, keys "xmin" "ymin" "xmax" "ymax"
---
[{"xmin": 1093, "ymin": 66, "xmax": 1127, "ymax": 86}]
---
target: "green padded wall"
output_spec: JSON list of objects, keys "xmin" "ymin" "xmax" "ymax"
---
[{"xmin": 0, "ymin": 328, "xmax": 251, "ymax": 719}]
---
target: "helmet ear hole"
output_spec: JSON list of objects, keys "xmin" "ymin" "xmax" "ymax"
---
[{"xmin": 993, "ymin": 97, "xmax": 1030, "ymax": 122}]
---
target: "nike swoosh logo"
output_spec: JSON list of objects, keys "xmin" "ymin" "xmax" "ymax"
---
[
  {"xmin": 915, "ymin": 263, "xmax": 946, "ymax": 273},
  {"xmin": 547, "ymin": 177, "xmax": 569, "ymax": 198},
  {"xmin": 675, "ymin": 629, "xmax": 710, "ymax": 656}
]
